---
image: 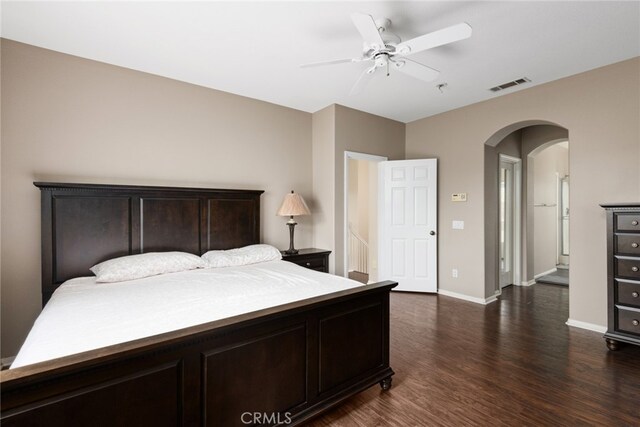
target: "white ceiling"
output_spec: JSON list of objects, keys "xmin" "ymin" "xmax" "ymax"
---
[{"xmin": 2, "ymin": 1, "xmax": 639, "ymax": 123}]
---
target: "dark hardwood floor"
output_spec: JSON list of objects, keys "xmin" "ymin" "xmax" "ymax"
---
[{"xmin": 309, "ymin": 284, "xmax": 640, "ymax": 426}]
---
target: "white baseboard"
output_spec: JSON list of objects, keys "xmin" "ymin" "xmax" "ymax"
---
[
  {"xmin": 517, "ymin": 280, "xmax": 536, "ymax": 286},
  {"xmin": 1, "ymin": 356, "xmax": 15, "ymax": 370},
  {"xmin": 565, "ymin": 318, "xmax": 607, "ymax": 334},
  {"xmin": 534, "ymin": 268, "xmax": 557, "ymax": 279},
  {"xmin": 438, "ymin": 289, "xmax": 498, "ymax": 305},
  {"xmin": 484, "ymin": 294, "xmax": 499, "ymax": 305}
]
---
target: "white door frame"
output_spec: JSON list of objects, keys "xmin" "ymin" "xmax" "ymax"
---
[
  {"xmin": 557, "ymin": 173, "xmax": 570, "ymax": 266},
  {"xmin": 343, "ymin": 151, "xmax": 388, "ymax": 278},
  {"xmin": 498, "ymin": 154, "xmax": 522, "ymax": 291}
]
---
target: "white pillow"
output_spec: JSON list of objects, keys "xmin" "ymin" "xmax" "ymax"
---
[
  {"xmin": 90, "ymin": 251, "xmax": 206, "ymax": 283},
  {"xmin": 202, "ymin": 244, "xmax": 282, "ymax": 268}
]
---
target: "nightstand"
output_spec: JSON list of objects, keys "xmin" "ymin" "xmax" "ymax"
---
[{"xmin": 281, "ymin": 248, "xmax": 331, "ymax": 273}]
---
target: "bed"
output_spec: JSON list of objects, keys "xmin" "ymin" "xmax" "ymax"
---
[{"xmin": 0, "ymin": 182, "xmax": 397, "ymax": 426}]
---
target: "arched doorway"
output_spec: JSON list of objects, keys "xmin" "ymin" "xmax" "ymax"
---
[{"xmin": 484, "ymin": 121, "xmax": 569, "ymax": 298}]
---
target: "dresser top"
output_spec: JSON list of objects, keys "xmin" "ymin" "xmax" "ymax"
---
[
  {"xmin": 600, "ymin": 203, "xmax": 640, "ymax": 209},
  {"xmin": 281, "ymin": 248, "xmax": 331, "ymax": 257}
]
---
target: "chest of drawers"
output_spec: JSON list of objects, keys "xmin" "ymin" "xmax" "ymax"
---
[{"xmin": 601, "ymin": 203, "xmax": 640, "ymax": 350}]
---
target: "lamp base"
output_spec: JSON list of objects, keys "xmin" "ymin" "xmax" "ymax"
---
[{"xmin": 286, "ymin": 219, "xmax": 298, "ymax": 255}]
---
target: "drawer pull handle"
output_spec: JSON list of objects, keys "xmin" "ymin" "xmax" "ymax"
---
[
  {"xmin": 633, "ymin": 320, "xmax": 640, "ymax": 326},
  {"xmin": 632, "ymin": 243, "xmax": 639, "ymax": 248},
  {"xmin": 633, "ymin": 220, "xmax": 639, "ymax": 226},
  {"xmin": 633, "ymin": 266, "xmax": 639, "ymax": 272},
  {"xmin": 632, "ymin": 292, "xmax": 639, "ymax": 298},
  {"xmin": 306, "ymin": 262, "xmax": 311, "ymax": 266}
]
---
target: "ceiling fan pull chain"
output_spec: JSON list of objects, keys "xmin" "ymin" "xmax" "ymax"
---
[{"xmin": 387, "ymin": 60, "xmax": 390, "ymax": 77}]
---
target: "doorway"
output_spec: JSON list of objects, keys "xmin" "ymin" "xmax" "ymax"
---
[
  {"xmin": 344, "ymin": 151, "xmax": 387, "ymax": 284},
  {"xmin": 484, "ymin": 123, "xmax": 570, "ymax": 297},
  {"xmin": 345, "ymin": 153, "xmax": 438, "ymax": 291},
  {"xmin": 498, "ymin": 154, "xmax": 521, "ymax": 289},
  {"xmin": 531, "ymin": 141, "xmax": 570, "ymax": 286},
  {"xmin": 499, "ymin": 155, "xmax": 522, "ymax": 288}
]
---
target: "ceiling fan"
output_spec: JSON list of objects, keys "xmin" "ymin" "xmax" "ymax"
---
[{"xmin": 301, "ymin": 13, "xmax": 472, "ymax": 95}]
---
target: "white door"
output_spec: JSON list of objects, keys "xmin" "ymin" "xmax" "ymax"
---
[{"xmin": 379, "ymin": 159, "xmax": 437, "ymax": 292}]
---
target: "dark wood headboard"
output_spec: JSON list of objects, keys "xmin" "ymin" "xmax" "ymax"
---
[{"xmin": 35, "ymin": 182, "xmax": 263, "ymax": 305}]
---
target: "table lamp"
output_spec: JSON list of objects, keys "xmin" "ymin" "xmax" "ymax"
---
[{"xmin": 277, "ymin": 190, "xmax": 311, "ymax": 254}]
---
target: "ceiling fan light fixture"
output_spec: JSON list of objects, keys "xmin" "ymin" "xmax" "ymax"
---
[{"xmin": 375, "ymin": 54, "xmax": 389, "ymax": 67}]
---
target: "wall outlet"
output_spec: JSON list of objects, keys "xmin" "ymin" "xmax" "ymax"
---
[{"xmin": 452, "ymin": 268, "xmax": 458, "ymax": 278}]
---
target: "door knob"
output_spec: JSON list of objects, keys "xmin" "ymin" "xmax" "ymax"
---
[{"xmin": 430, "ymin": 230, "xmax": 436, "ymax": 236}]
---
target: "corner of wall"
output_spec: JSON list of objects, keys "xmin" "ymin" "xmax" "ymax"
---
[{"xmin": 311, "ymin": 105, "xmax": 337, "ymax": 273}]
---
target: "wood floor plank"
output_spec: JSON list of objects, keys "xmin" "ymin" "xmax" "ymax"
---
[{"xmin": 308, "ymin": 284, "xmax": 640, "ymax": 426}]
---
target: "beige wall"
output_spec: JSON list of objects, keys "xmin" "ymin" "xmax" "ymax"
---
[
  {"xmin": 347, "ymin": 159, "xmax": 359, "ymax": 234},
  {"xmin": 367, "ymin": 161, "xmax": 379, "ymax": 282},
  {"xmin": 407, "ymin": 119, "xmax": 486, "ymax": 298},
  {"xmin": 311, "ymin": 105, "xmax": 336, "ymax": 273},
  {"xmin": 346, "ymin": 159, "xmax": 371, "ymax": 241},
  {"xmin": 356, "ymin": 160, "xmax": 370, "ymax": 241},
  {"xmin": 346, "ymin": 158, "xmax": 377, "ymax": 279},
  {"xmin": 333, "ymin": 105, "xmax": 405, "ymax": 276},
  {"xmin": 532, "ymin": 144, "xmax": 569, "ymax": 276},
  {"xmin": 0, "ymin": 40, "xmax": 313, "ymax": 357},
  {"xmin": 407, "ymin": 57, "xmax": 640, "ymax": 327}
]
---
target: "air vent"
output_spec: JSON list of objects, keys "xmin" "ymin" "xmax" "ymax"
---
[{"xmin": 489, "ymin": 77, "xmax": 531, "ymax": 92}]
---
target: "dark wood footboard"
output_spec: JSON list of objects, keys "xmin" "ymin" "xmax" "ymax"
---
[{"xmin": 1, "ymin": 281, "xmax": 396, "ymax": 426}]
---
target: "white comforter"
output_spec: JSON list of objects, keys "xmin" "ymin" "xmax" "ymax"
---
[{"xmin": 12, "ymin": 260, "xmax": 361, "ymax": 368}]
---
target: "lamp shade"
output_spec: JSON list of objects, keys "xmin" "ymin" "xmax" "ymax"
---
[{"xmin": 277, "ymin": 191, "xmax": 311, "ymax": 217}]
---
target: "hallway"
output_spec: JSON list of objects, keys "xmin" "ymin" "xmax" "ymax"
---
[{"xmin": 536, "ymin": 268, "xmax": 569, "ymax": 286}]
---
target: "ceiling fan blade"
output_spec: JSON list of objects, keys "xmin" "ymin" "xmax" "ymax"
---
[
  {"xmin": 349, "ymin": 65, "xmax": 377, "ymax": 96},
  {"xmin": 300, "ymin": 57, "xmax": 361, "ymax": 68},
  {"xmin": 396, "ymin": 22, "xmax": 472, "ymax": 55},
  {"xmin": 392, "ymin": 58, "xmax": 440, "ymax": 82},
  {"xmin": 351, "ymin": 13, "xmax": 385, "ymax": 50}
]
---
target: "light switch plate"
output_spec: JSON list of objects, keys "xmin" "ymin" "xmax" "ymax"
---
[
  {"xmin": 452, "ymin": 193, "xmax": 467, "ymax": 202},
  {"xmin": 452, "ymin": 220, "xmax": 464, "ymax": 230}
]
